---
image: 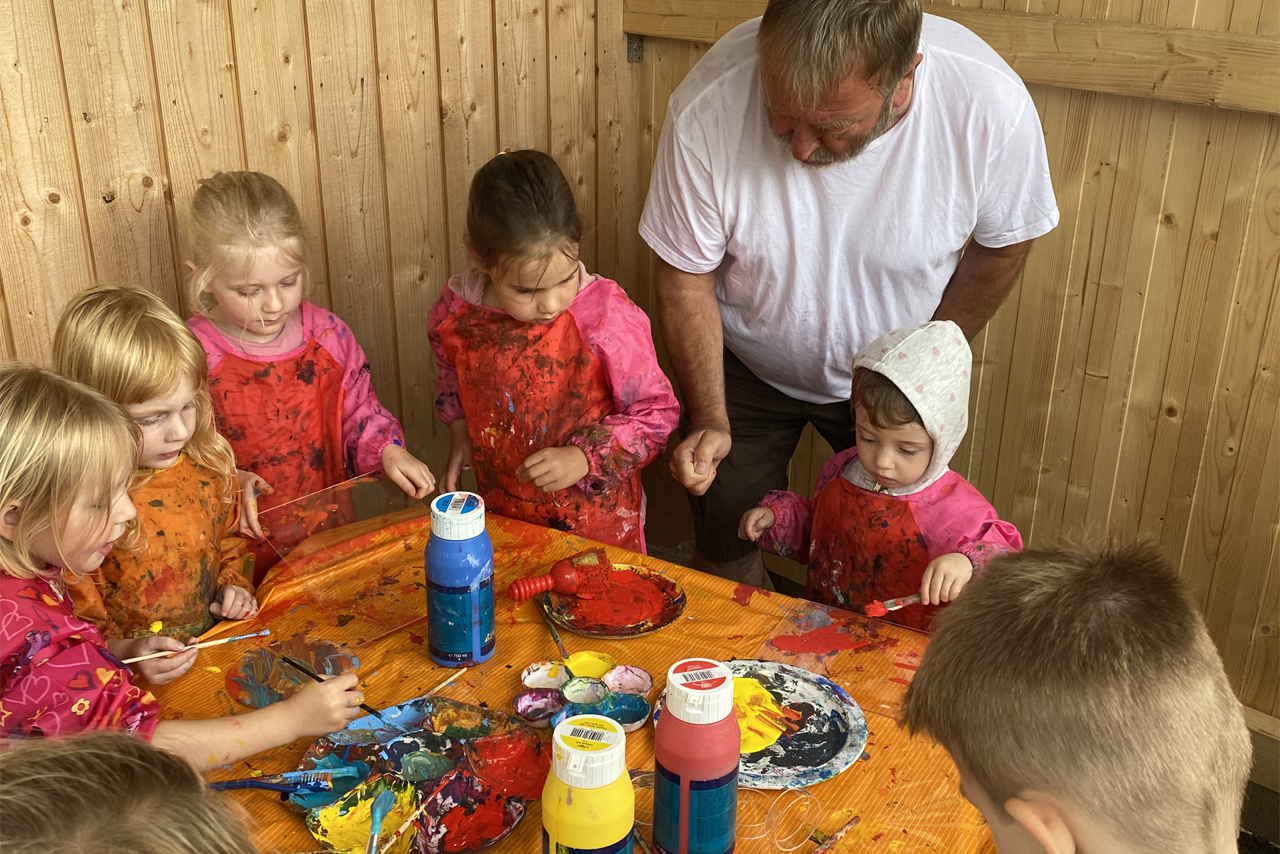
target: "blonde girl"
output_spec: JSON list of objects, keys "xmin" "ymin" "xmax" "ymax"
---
[
  {"xmin": 0, "ymin": 731, "xmax": 259, "ymax": 854},
  {"xmin": 184, "ymin": 171, "xmax": 433, "ymax": 577},
  {"xmin": 0, "ymin": 364, "xmax": 364, "ymax": 763},
  {"xmin": 54, "ymin": 287, "xmax": 258, "ymax": 659}
]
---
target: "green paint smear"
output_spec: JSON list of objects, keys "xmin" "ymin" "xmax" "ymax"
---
[
  {"xmin": 440, "ymin": 723, "xmax": 491, "ymax": 740},
  {"xmin": 400, "ymin": 750, "xmax": 454, "ymax": 783}
]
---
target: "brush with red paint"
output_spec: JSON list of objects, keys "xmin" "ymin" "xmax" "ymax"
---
[
  {"xmin": 507, "ymin": 549, "xmax": 613, "ymax": 601},
  {"xmin": 863, "ymin": 594, "xmax": 920, "ymax": 617}
]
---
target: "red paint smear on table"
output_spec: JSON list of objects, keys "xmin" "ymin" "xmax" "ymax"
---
[
  {"xmin": 770, "ymin": 624, "xmax": 872, "ymax": 655},
  {"xmin": 407, "ymin": 632, "xmax": 424, "ymax": 646},
  {"xmin": 440, "ymin": 796, "xmax": 509, "ymax": 852},
  {"xmin": 569, "ymin": 567, "xmax": 666, "ymax": 626},
  {"xmin": 732, "ymin": 583, "xmax": 771, "ymax": 607},
  {"xmin": 888, "ymin": 677, "xmax": 911, "ymax": 685},
  {"xmin": 893, "ymin": 662, "xmax": 918, "ymax": 671}
]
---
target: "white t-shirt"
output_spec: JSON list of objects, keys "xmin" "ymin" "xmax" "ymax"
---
[{"xmin": 639, "ymin": 15, "xmax": 1059, "ymax": 404}]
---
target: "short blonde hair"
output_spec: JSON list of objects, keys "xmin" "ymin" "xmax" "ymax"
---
[
  {"xmin": 187, "ymin": 170, "xmax": 310, "ymax": 313},
  {"xmin": 901, "ymin": 542, "xmax": 1252, "ymax": 853},
  {"xmin": 0, "ymin": 730, "xmax": 259, "ymax": 854},
  {"xmin": 759, "ymin": 0, "xmax": 923, "ymax": 104},
  {"xmin": 52, "ymin": 286, "xmax": 236, "ymax": 501},
  {"xmin": 0, "ymin": 365, "xmax": 138, "ymax": 579}
]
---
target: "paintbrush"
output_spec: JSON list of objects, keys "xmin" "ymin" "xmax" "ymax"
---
[
  {"xmin": 809, "ymin": 814, "xmax": 862, "ymax": 852},
  {"xmin": 537, "ymin": 593, "xmax": 576, "ymax": 679},
  {"xmin": 365, "ymin": 788, "xmax": 397, "ymax": 854},
  {"xmin": 209, "ymin": 768, "xmax": 360, "ymax": 789},
  {"xmin": 423, "ymin": 667, "xmax": 468, "ymax": 699},
  {"xmin": 121, "ymin": 629, "xmax": 271, "ymax": 664},
  {"xmin": 278, "ymin": 656, "xmax": 405, "ymax": 732},
  {"xmin": 377, "ymin": 800, "xmax": 428, "ymax": 854},
  {"xmin": 863, "ymin": 594, "xmax": 921, "ymax": 617}
]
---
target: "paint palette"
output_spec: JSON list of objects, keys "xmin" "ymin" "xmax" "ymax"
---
[
  {"xmin": 297, "ymin": 695, "xmax": 549, "ymax": 854},
  {"xmin": 545, "ymin": 564, "xmax": 686, "ymax": 637},
  {"xmin": 228, "ymin": 636, "xmax": 359, "ymax": 708},
  {"xmin": 656, "ymin": 660, "xmax": 867, "ymax": 789}
]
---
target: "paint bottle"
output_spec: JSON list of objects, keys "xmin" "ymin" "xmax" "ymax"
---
[
  {"xmin": 425, "ymin": 491, "xmax": 495, "ymax": 667},
  {"xmin": 543, "ymin": 714, "xmax": 635, "ymax": 854},
  {"xmin": 653, "ymin": 659, "xmax": 740, "ymax": 854}
]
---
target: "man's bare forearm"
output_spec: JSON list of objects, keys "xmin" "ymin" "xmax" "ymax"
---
[
  {"xmin": 932, "ymin": 239, "xmax": 1034, "ymax": 339},
  {"xmin": 655, "ymin": 258, "xmax": 729, "ymax": 431}
]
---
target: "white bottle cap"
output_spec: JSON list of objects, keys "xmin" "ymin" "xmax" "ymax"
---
[
  {"xmin": 664, "ymin": 659, "xmax": 735, "ymax": 725},
  {"xmin": 430, "ymin": 491, "xmax": 486, "ymax": 541},
  {"xmin": 552, "ymin": 715, "xmax": 628, "ymax": 790}
]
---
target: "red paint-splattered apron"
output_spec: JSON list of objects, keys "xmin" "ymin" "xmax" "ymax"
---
[
  {"xmin": 806, "ymin": 477, "xmax": 939, "ymax": 630},
  {"xmin": 437, "ymin": 304, "xmax": 644, "ymax": 552},
  {"xmin": 206, "ymin": 340, "xmax": 350, "ymax": 581}
]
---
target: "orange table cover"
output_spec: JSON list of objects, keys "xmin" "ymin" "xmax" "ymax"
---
[{"xmin": 152, "ymin": 512, "xmax": 994, "ymax": 854}]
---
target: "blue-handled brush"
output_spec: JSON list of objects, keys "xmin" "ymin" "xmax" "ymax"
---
[
  {"xmin": 366, "ymin": 788, "xmax": 397, "ymax": 854},
  {"xmin": 209, "ymin": 779, "xmax": 331, "ymax": 794}
]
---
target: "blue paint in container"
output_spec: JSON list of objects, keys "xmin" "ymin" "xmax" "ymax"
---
[{"xmin": 425, "ymin": 491, "xmax": 495, "ymax": 667}]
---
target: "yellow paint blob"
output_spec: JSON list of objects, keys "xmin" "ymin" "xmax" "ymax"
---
[
  {"xmin": 311, "ymin": 780, "xmax": 417, "ymax": 854},
  {"xmin": 563, "ymin": 650, "xmax": 616, "ymax": 679},
  {"xmin": 733, "ymin": 677, "xmax": 789, "ymax": 753},
  {"xmin": 249, "ymin": 769, "xmax": 264, "ymax": 777},
  {"xmin": 202, "ymin": 665, "xmax": 222, "ymax": 673},
  {"xmin": 149, "ymin": 621, "xmax": 163, "ymax": 634}
]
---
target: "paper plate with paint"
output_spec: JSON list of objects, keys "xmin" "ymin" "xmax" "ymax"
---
[
  {"xmin": 656, "ymin": 660, "xmax": 867, "ymax": 789},
  {"xmin": 545, "ymin": 565, "xmax": 686, "ymax": 637}
]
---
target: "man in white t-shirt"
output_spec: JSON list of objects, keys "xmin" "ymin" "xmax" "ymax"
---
[{"xmin": 639, "ymin": 0, "xmax": 1058, "ymax": 586}]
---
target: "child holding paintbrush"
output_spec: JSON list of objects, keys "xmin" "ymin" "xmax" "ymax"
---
[
  {"xmin": 53, "ymin": 287, "xmax": 260, "ymax": 682},
  {"xmin": 739, "ymin": 321, "xmax": 1022, "ymax": 629},
  {"xmin": 0, "ymin": 365, "xmax": 365, "ymax": 766}
]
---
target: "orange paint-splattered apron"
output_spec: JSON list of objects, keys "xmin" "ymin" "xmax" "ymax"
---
[
  {"xmin": 437, "ymin": 304, "xmax": 644, "ymax": 552},
  {"xmin": 206, "ymin": 340, "xmax": 350, "ymax": 581},
  {"xmin": 807, "ymin": 477, "xmax": 939, "ymax": 630}
]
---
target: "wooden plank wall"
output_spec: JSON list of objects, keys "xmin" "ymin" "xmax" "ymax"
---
[
  {"xmin": 621, "ymin": 3, "xmax": 1280, "ymax": 765},
  {"xmin": 0, "ymin": 0, "xmax": 647, "ymax": 482}
]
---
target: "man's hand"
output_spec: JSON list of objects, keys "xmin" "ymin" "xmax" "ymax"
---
[
  {"xmin": 517, "ymin": 447, "xmax": 590, "ymax": 493},
  {"xmin": 670, "ymin": 427, "xmax": 732, "ymax": 495}
]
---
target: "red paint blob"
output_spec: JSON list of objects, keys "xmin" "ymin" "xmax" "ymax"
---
[
  {"xmin": 888, "ymin": 677, "xmax": 911, "ymax": 685},
  {"xmin": 864, "ymin": 600, "xmax": 888, "ymax": 618},
  {"xmin": 465, "ymin": 730, "xmax": 550, "ymax": 799},
  {"xmin": 440, "ymin": 795, "xmax": 509, "ymax": 852},
  {"xmin": 732, "ymin": 583, "xmax": 770, "ymax": 607},
  {"xmin": 770, "ymin": 624, "xmax": 872, "ymax": 655},
  {"xmin": 407, "ymin": 632, "xmax": 424, "ymax": 646},
  {"xmin": 892, "ymin": 662, "xmax": 918, "ymax": 671},
  {"xmin": 569, "ymin": 568, "xmax": 666, "ymax": 627}
]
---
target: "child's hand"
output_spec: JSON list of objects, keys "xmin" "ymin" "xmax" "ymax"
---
[
  {"xmin": 920, "ymin": 553, "xmax": 974, "ymax": 605},
  {"xmin": 517, "ymin": 447, "xmax": 589, "ymax": 493},
  {"xmin": 113, "ymin": 635, "xmax": 198, "ymax": 685},
  {"xmin": 284, "ymin": 672, "xmax": 365, "ymax": 737},
  {"xmin": 738, "ymin": 507, "xmax": 776, "ymax": 542},
  {"xmin": 210, "ymin": 585, "xmax": 259, "ymax": 620},
  {"xmin": 443, "ymin": 420, "xmax": 473, "ymax": 493},
  {"xmin": 382, "ymin": 445, "xmax": 437, "ymax": 499},
  {"xmin": 235, "ymin": 469, "xmax": 273, "ymax": 539}
]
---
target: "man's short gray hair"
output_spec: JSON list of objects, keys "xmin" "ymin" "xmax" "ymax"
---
[{"xmin": 759, "ymin": 0, "xmax": 923, "ymax": 104}]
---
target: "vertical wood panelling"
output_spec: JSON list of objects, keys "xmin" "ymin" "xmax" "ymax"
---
[
  {"xmin": 372, "ymin": 0, "xmax": 453, "ymax": 474},
  {"xmin": 548, "ymin": 0, "xmax": 597, "ymax": 268},
  {"xmin": 0, "ymin": 0, "xmax": 95, "ymax": 362},
  {"xmin": 304, "ymin": 0, "xmax": 400, "ymax": 416},
  {"xmin": 228, "ymin": 0, "xmax": 332, "ymax": 308},
  {"xmin": 494, "ymin": 0, "xmax": 548, "ymax": 152},
  {"xmin": 52, "ymin": 0, "xmax": 179, "ymax": 308},
  {"xmin": 594, "ymin": 0, "xmax": 644, "ymax": 293},
  {"xmin": 145, "ymin": 0, "xmax": 244, "ymax": 291}
]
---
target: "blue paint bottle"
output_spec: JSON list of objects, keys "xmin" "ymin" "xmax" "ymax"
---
[{"xmin": 425, "ymin": 491, "xmax": 495, "ymax": 667}]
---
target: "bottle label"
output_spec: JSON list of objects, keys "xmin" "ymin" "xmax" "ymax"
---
[
  {"xmin": 543, "ymin": 828, "xmax": 633, "ymax": 854},
  {"xmin": 652, "ymin": 761, "xmax": 737, "ymax": 854},
  {"xmin": 427, "ymin": 575, "xmax": 495, "ymax": 662},
  {"xmin": 559, "ymin": 717, "xmax": 621, "ymax": 752},
  {"xmin": 670, "ymin": 659, "xmax": 728, "ymax": 691}
]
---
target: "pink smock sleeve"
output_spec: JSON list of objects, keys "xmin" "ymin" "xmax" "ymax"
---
[
  {"xmin": 956, "ymin": 520, "xmax": 1023, "ymax": 570},
  {"xmin": 312, "ymin": 307, "xmax": 407, "ymax": 475},
  {"xmin": 910, "ymin": 472, "xmax": 1024, "ymax": 570},
  {"xmin": 565, "ymin": 280, "xmax": 679, "ymax": 494},
  {"xmin": 426, "ymin": 288, "xmax": 466, "ymax": 426},
  {"xmin": 1, "ymin": 577, "xmax": 159, "ymax": 739},
  {"xmin": 757, "ymin": 448, "xmax": 855, "ymax": 564}
]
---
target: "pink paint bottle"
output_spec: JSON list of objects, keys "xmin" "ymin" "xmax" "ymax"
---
[{"xmin": 653, "ymin": 659, "xmax": 740, "ymax": 854}]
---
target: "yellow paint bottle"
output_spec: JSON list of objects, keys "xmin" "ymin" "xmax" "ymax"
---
[{"xmin": 542, "ymin": 714, "xmax": 635, "ymax": 854}]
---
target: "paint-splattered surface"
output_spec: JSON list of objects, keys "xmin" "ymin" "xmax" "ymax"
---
[
  {"xmin": 546, "ymin": 564, "xmax": 686, "ymax": 636},
  {"xmin": 151, "ymin": 512, "xmax": 995, "ymax": 854}
]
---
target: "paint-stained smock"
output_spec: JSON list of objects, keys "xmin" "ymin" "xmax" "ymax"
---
[
  {"xmin": 71, "ymin": 454, "xmax": 254, "ymax": 641},
  {"xmin": 757, "ymin": 322, "xmax": 1022, "ymax": 629},
  {"xmin": 428, "ymin": 265, "xmax": 679, "ymax": 552},
  {"xmin": 189, "ymin": 303, "xmax": 406, "ymax": 578},
  {"xmin": 0, "ymin": 573, "xmax": 159, "ymax": 739}
]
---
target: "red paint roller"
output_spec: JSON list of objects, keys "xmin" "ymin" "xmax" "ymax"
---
[{"xmin": 508, "ymin": 549, "xmax": 613, "ymax": 601}]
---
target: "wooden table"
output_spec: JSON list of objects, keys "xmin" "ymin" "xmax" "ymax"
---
[{"xmin": 153, "ymin": 512, "xmax": 994, "ymax": 854}]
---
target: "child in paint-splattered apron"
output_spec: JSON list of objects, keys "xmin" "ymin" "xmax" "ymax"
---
[{"xmin": 744, "ymin": 321, "xmax": 1022, "ymax": 629}]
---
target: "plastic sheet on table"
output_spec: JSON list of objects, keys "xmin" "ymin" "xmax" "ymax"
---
[
  {"xmin": 751, "ymin": 598, "xmax": 897, "ymax": 679},
  {"xmin": 259, "ymin": 474, "xmax": 429, "ymax": 566}
]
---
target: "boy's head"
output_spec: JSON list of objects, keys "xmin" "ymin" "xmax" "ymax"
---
[
  {"xmin": 850, "ymin": 320, "xmax": 970, "ymax": 491},
  {"xmin": 901, "ymin": 542, "xmax": 1252, "ymax": 854}
]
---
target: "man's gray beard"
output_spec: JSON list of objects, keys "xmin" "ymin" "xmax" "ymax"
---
[{"xmin": 774, "ymin": 92, "xmax": 896, "ymax": 167}]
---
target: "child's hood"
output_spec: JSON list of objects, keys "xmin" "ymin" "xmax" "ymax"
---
[{"xmin": 851, "ymin": 320, "xmax": 972, "ymax": 494}]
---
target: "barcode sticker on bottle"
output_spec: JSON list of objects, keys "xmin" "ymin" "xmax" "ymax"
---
[
  {"xmin": 447, "ymin": 493, "xmax": 467, "ymax": 514},
  {"xmin": 559, "ymin": 717, "xmax": 621, "ymax": 752},
  {"xmin": 568, "ymin": 726, "xmax": 608, "ymax": 742},
  {"xmin": 671, "ymin": 659, "xmax": 728, "ymax": 690}
]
